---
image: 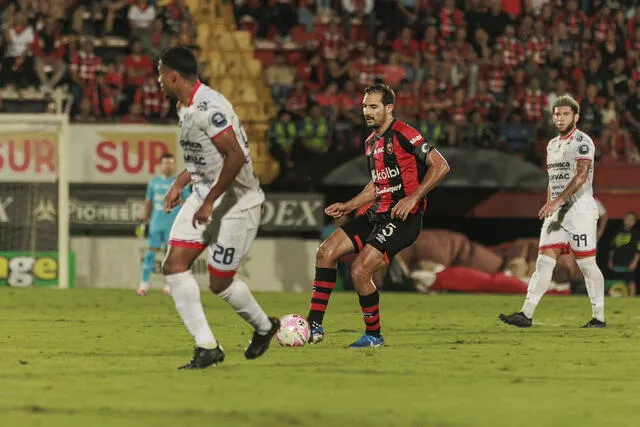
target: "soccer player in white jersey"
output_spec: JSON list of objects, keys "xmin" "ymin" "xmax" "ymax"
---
[
  {"xmin": 499, "ymin": 95, "xmax": 607, "ymax": 328},
  {"xmin": 157, "ymin": 47, "xmax": 280, "ymax": 369}
]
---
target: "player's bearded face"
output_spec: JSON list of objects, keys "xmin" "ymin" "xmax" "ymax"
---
[
  {"xmin": 552, "ymin": 106, "xmax": 578, "ymax": 135},
  {"xmin": 362, "ymin": 93, "xmax": 389, "ymax": 129}
]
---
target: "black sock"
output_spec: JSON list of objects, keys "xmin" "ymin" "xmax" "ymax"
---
[
  {"xmin": 308, "ymin": 267, "xmax": 336, "ymax": 324},
  {"xmin": 358, "ymin": 290, "xmax": 381, "ymax": 337}
]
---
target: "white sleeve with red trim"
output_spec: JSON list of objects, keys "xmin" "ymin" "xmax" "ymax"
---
[
  {"xmin": 572, "ymin": 134, "xmax": 595, "ymax": 162},
  {"xmin": 195, "ymin": 108, "xmax": 233, "ymax": 141}
]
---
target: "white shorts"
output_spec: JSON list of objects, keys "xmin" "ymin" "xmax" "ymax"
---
[
  {"xmin": 168, "ymin": 192, "xmax": 261, "ymax": 277},
  {"xmin": 538, "ymin": 215, "xmax": 597, "ymax": 257}
]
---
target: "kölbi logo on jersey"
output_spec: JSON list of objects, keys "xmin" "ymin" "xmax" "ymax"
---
[{"xmin": 371, "ymin": 166, "xmax": 400, "ymax": 181}]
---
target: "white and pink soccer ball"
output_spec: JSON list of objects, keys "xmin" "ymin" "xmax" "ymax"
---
[{"xmin": 275, "ymin": 314, "xmax": 310, "ymax": 347}]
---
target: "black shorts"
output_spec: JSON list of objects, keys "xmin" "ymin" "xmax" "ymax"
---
[
  {"xmin": 609, "ymin": 268, "xmax": 635, "ymax": 283},
  {"xmin": 341, "ymin": 211, "xmax": 422, "ymax": 262}
]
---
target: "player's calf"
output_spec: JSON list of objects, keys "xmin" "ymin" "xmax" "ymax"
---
[{"xmin": 350, "ymin": 247, "xmax": 386, "ymax": 345}]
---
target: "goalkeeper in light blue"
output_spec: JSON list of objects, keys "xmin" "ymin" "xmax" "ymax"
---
[{"xmin": 137, "ymin": 153, "xmax": 190, "ymax": 296}]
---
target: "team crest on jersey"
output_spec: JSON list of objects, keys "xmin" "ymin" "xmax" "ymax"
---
[
  {"xmin": 197, "ymin": 101, "xmax": 209, "ymax": 111},
  {"xmin": 385, "ymin": 140, "xmax": 394, "ymax": 154},
  {"xmin": 211, "ymin": 112, "xmax": 228, "ymax": 127},
  {"xmin": 578, "ymin": 144, "xmax": 589, "ymax": 155}
]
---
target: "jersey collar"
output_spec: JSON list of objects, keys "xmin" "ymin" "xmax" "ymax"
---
[
  {"xmin": 187, "ymin": 81, "xmax": 202, "ymax": 106},
  {"xmin": 559, "ymin": 127, "xmax": 577, "ymax": 140}
]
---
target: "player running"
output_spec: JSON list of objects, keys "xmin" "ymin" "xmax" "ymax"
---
[
  {"xmin": 136, "ymin": 153, "xmax": 189, "ymax": 296},
  {"xmin": 499, "ymin": 95, "xmax": 606, "ymax": 328},
  {"xmin": 157, "ymin": 47, "xmax": 279, "ymax": 369},
  {"xmin": 306, "ymin": 84, "xmax": 450, "ymax": 347}
]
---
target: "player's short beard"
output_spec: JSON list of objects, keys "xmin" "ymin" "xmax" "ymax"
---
[{"xmin": 557, "ymin": 118, "xmax": 577, "ymax": 136}]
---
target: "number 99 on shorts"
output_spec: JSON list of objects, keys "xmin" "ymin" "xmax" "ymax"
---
[{"xmin": 0, "ymin": 252, "xmax": 75, "ymax": 288}]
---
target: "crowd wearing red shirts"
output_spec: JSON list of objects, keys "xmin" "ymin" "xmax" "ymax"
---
[{"xmin": 254, "ymin": 0, "xmax": 640, "ymax": 164}]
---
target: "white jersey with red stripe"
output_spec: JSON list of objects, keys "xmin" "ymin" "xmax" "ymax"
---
[
  {"xmin": 546, "ymin": 128, "xmax": 598, "ymax": 223},
  {"xmin": 177, "ymin": 81, "xmax": 264, "ymax": 210},
  {"xmin": 539, "ymin": 127, "xmax": 598, "ymax": 256}
]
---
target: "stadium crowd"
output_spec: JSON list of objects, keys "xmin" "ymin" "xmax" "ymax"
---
[
  {"xmin": 0, "ymin": 0, "xmax": 195, "ymax": 122},
  {"xmin": 252, "ymin": 0, "xmax": 640, "ymax": 180},
  {"xmin": 3, "ymin": 0, "xmax": 640, "ymax": 178}
]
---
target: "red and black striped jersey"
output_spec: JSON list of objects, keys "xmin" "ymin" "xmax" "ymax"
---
[{"xmin": 364, "ymin": 120, "xmax": 431, "ymax": 217}]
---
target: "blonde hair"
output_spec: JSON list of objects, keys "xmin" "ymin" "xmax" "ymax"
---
[{"xmin": 552, "ymin": 94, "xmax": 580, "ymax": 115}]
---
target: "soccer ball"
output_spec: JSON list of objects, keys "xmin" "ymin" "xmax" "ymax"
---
[{"xmin": 275, "ymin": 314, "xmax": 310, "ymax": 347}]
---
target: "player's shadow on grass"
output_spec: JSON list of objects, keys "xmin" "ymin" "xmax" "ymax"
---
[{"xmin": 274, "ymin": 238, "xmax": 312, "ymax": 292}]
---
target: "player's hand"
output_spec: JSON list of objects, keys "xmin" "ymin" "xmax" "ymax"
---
[
  {"xmin": 164, "ymin": 186, "xmax": 182, "ymax": 212},
  {"xmin": 391, "ymin": 196, "xmax": 418, "ymax": 221},
  {"xmin": 192, "ymin": 203, "xmax": 213, "ymax": 228},
  {"xmin": 538, "ymin": 198, "xmax": 564, "ymax": 219},
  {"xmin": 325, "ymin": 203, "xmax": 352, "ymax": 218}
]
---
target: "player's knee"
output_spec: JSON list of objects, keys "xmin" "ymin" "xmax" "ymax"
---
[
  {"xmin": 351, "ymin": 260, "xmax": 372, "ymax": 285},
  {"xmin": 208, "ymin": 275, "xmax": 233, "ymax": 294},
  {"xmin": 161, "ymin": 258, "xmax": 189, "ymax": 276},
  {"xmin": 576, "ymin": 256, "xmax": 599, "ymax": 274},
  {"xmin": 316, "ymin": 243, "xmax": 338, "ymax": 266}
]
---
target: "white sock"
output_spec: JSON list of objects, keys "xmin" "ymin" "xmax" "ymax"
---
[
  {"xmin": 139, "ymin": 282, "xmax": 149, "ymax": 290},
  {"xmin": 164, "ymin": 271, "xmax": 218, "ymax": 349},
  {"xmin": 217, "ymin": 277, "xmax": 272, "ymax": 335},
  {"xmin": 576, "ymin": 257, "xmax": 606, "ymax": 322},
  {"xmin": 521, "ymin": 254, "xmax": 557, "ymax": 318}
]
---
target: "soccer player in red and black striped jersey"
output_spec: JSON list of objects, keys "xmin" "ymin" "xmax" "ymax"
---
[{"xmin": 307, "ymin": 84, "xmax": 450, "ymax": 347}]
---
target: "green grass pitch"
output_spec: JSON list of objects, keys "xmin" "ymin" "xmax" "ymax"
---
[{"xmin": 1, "ymin": 289, "xmax": 640, "ymax": 427}]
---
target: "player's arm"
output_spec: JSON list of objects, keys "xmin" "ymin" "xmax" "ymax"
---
[
  {"xmin": 326, "ymin": 181, "xmax": 375, "ymax": 218},
  {"xmin": 392, "ymin": 148, "xmax": 450, "ymax": 221},
  {"xmin": 164, "ymin": 169, "xmax": 191, "ymax": 212},
  {"xmin": 597, "ymin": 208, "xmax": 608, "ymax": 241},
  {"xmin": 556, "ymin": 159, "xmax": 590, "ymax": 202},
  {"xmin": 141, "ymin": 181, "xmax": 153, "ymax": 222}
]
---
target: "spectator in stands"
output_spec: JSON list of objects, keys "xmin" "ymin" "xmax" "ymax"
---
[
  {"xmin": 176, "ymin": 20, "xmax": 197, "ymax": 49},
  {"xmin": 233, "ymin": 0, "xmax": 270, "ymax": 39},
  {"xmin": 316, "ymin": 82, "xmax": 341, "ymax": 116},
  {"xmin": 297, "ymin": 53, "xmax": 325, "ymax": 92},
  {"xmin": 499, "ymin": 111, "xmax": 535, "ymax": 155},
  {"xmin": 321, "ymin": 21, "xmax": 343, "ymax": 61},
  {"xmin": 607, "ymin": 57, "xmax": 631, "ymax": 99},
  {"xmin": 461, "ymin": 110, "xmax": 496, "ymax": 150},
  {"xmin": 120, "ymin": 102, "xmax": 148, "ymax": 124},
  {"xmin": 1, "ymin": 11, "xmax": 37, "ymax": 89},
  {"xmin": 600, "ymin": 114, "xmax": 635, "ymax": 160},
  {"xmin": 392, "ymin": 27, "xmax": 418, "ymax": 66},
  {"xmin": 404, "ymin": 51, "xmax": 425, "ymax": 84},
  {"xmin": 33, "ymin": 16, "xmax": 66, "ymax": 92},
  {"xmin": 141, "ymin": 18, "xmax": 173, "ymax": 59},
  {"xmin": 297, "ymin": 0, "xmax": 314, "ymax": 33},
  {"xmin": 298, "ymin": 104, "xmax": 331, "ymax": 156},
  {"xmin": 105, "ymin": 0, "xmax": 132, "ymax": 35},
  {"xmin": 70, "ymin": 39, "xmax": 102, "ymax": 114},
  {"xmin": 608, "ymin": 212, "xmax": 640, "ymax": 296},
  {"xmin": 285, "ymin": 80, "xmax": 310, "ymax": 118},
  {"xmin": 74, "ymin": 97, "xmax": 98, "ymax": 123},
  {"xmin": 85, "ymin": 71, "xmax": 119, "ymax": 119},
  {"xmin": 269, "ymin": 110, "xmax": 298, "ymax": 180},
  {"xmin": 378, "ymin": 52, "xmax": 406, "ymax": 88},
  {"xmin": 417, "ymin": 110, "xmax": 449, "ymax": 148},
  {"xmin": 265, "ymin": 53, "xmax": 295, "ymax": 103},
  {"xmin": 579, "ymin": 84, "xmax": 604, "ymax": 138},
  {"xmin": 123, "ymin": 38, "xmax": 153, "ymax": 111},
  {"xmin": 128, "ymin": 0, "xmax": 157, "ymax": 33},
  {"xmin": 135, "ymin": 74, "xmax": 170, "ymax": 121},
  {"xmin": 274, "ymin": 0, "xmax": 297, "ymax": 42},
  {"xmin": 625, "ymin": 81, "xmax": 640, "ymax": 142},
  {"xmin": 341, "ymin": 0, "xmax": 374, "ymax": 42}
]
